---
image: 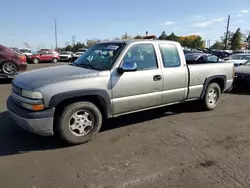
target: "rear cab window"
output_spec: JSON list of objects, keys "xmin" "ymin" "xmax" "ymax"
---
[{"xmin": 159, "ymin": 43, "xmax": 181, "ymax": 67}]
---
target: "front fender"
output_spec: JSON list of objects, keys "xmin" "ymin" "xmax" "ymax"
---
[{"xmin": 48, "ymin": 89, "xmax": 112, "ymax": 117}]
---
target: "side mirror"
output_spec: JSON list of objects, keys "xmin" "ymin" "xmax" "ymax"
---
[{"xmin": 118, "ymin": 62, "xmax": 137, "ymax": 73}]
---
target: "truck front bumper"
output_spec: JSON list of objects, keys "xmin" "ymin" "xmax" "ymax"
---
[{"xmin": 7, "ymin": 96, "xmax": 55, "ymax": 136}]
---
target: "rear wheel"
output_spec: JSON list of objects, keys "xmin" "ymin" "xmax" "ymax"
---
[
  {"xmin": 52, "ymin": 58, "xmax": 58, "ymax": 64},
  {"xmin": 202, "ymin": 83, "xmax": 221, "ymax": 110},
  {"xmin": 55, "ymin": 101, "xmax": 103, "ymax": 145},
  {"xmin": 1, "ymin": 62, "xmax": 17, "ymax": 75},
  {"xmin": 33, "ymin": 58, "xmax": 39, "ymax": 64}
]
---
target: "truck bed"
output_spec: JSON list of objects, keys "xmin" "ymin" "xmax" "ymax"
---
[{"xmin": 186, "ymin": 62, "xmax": 234, "ymax": 100}]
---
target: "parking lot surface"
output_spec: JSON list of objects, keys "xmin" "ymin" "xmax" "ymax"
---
[{"xmin": 1, "ymin": 63, "xmax": 250, "ymax": 188}]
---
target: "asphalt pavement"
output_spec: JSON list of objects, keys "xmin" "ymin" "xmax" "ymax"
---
[{"xmin": 1, "ymin": 63, "xmax": 250, "ymax": 188}]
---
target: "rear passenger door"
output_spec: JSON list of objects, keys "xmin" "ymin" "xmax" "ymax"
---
[
  {"xmin": 159, "ymin": 43, "xmax": 188, "ymax": 104},
  {"xmin": 111, "ymin": 43, "xmax": 163, "ymax": 115}
]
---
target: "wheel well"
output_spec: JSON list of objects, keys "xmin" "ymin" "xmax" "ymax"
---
[
  {"xmin": 209, "ymin": 78, "xmax": 225, "ymax": 92},
  {"xmin": 54, "ymin": 95, "xmax": 108, "ymax": 120}
]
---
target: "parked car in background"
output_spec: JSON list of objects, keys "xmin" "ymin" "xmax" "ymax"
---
[
  {"xmin": 234, "ymin": 60, "xmax": 250, "ymax": 88},
  {"xmin": 72, "ymin": 52, "xmax": 84, "ymax": 61},
  {"xmin": 9, "ymin": 47, "xmax": 19, "ymax": 53},
  {"xmin": 185, "ymin": 53, "xmax": 224, "ymax": 64},
  {"xmin": 204, "ymin": 49, "xmax": 232, "ymax": 59},
  {"xmin": 0, "ymin": 44, "xmax": 27, "ymax": 78},
  {"xmin": 19, "ymin": 48, "xmax": 32, "ymax": 58},
  {"xmin": 233, "ymin": 50, "xmax": 250, "ymax": 54},
  {"xmin": 78, "ymin": 48, "xmax": 88, "ymax": 53},
  {"xmin": 59, "ymin": 51, "xmax": 73, "ymax": 62},
  {"xmin": 225, "ymin": 53, "xmax": 250, "ymax": 67},
  {"xmin": 27, "ymin": 50, "xmax": 60, "ymax": 64},
  {"xmin": 7, "ymin": 40, "xmax": 234, "ymax": 145}
]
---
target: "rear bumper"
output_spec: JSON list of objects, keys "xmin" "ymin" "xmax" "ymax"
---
[
  {"xmin": 18, "ymin": 63, "xmax": 28, "ymax": 72},
  {"xmin": 7, "ymin": 96, "xmax": 55, "ymax": 136}
]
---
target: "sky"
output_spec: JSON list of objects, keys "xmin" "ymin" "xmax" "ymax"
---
[{"xmin": 1, "ymin": 0, "xmax": 250, "ymax": 49}]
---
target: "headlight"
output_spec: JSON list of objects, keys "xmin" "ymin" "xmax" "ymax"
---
[{"xmin": 21, "ymin": 89, "xmax": 43, "ymax": 99}]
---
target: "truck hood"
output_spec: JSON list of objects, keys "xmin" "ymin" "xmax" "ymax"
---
[
  {"xmin": 235, "ymin": 66, "xmax": 250, "ymax": 74},
  {"xmin": 13, "ymin": 65, "xmax": 100, "ymax": 89}
]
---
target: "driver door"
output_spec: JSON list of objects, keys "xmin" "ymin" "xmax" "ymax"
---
[{"xmin": 111, "ymin": 43, "xmax": 163, "ymax": 115}]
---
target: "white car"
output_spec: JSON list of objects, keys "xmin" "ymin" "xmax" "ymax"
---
[
  {"xmin": 72, "ymin": 52, "xmax": 84, "ymax": 61},
  {"xmin": 59, "ymin": 51, "xmax": 73, "ymax": 62},
  {"xmin": 226, "ymin": 53, "xmax": 250, "ymax": 67},
  {"xmin": 19, "ymin": 48, "xmax": 32, "ymax": 57}
]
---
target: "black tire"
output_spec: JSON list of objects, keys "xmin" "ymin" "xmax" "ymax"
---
[
  {"xmin": 33, "ymin": 58, "xmax": 39, "ymax": 64},
  {"xmin": 52, "ymin": 58, "xmax": 58, "ymax": 64},
  {"xmin": 55, "ymin": 101, "xmax": 102, "ymax": 145},
  {"xmin": 1, "ymin": 62, "xmax": 17, "ymax": 75},
  {"xmin": 202, "ymin": 83, "xmax": 221, "ymax": 110}
]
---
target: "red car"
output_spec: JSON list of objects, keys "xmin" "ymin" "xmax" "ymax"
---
[
  {"xmin": 27, "ymin": 50, "xmax": 60, "ymax": 64},
  {"xmin": 0, "ymin": 44, "xmax": 27, "ymax": 78}
]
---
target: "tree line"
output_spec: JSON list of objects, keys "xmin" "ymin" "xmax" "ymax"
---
[
  {"xmin": 58, "ymin": 29, "xmax": 250, "ymax": 52},
  {"xmin": 210, "ymin": 28, "xmax": 250, "ymax": 50}
]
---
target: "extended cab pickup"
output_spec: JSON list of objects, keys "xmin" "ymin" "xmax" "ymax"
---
[{"xmin": 7, "ymin": 40, "xmax": 234, "ymax": 145}]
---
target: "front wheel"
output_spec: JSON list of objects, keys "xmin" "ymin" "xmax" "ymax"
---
[
  {"xmin": 55, "ymin": 101, "xmax": 103, "ymax": 145},
  {"xmin": 1, "ymin": 62, "xmax": 17, "ymax": 75},
  {"xmin": 202, "ymin": 83, "xmax": 221, "ymax": 110}
]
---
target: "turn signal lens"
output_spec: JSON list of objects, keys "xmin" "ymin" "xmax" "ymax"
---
[{"xmin": 32, "ymin": 104, "xmax": 45, "ymax": 111}]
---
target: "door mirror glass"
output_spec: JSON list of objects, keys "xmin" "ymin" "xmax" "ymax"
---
[{"xmin": 118, "ymin": 61, "xmax": 137, "ymax": 73}]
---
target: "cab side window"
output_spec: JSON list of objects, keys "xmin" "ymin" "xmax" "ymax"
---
[
  {"xmin": 159, "ymin": 44, "xmax": 181, "ymax": 67},
  {"xmin": 122, "ymin": 43, "xmax": 158, "ymax": 70}
]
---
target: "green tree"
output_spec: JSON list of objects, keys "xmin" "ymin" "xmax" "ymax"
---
[
  {"xmin": 166, "ymin": 32, "xmax": 179, "ymax": 42},
  {"xmin": 159, "ymin": 31, "xmax": 167, "ymax": 40},
  {"xmin": 246, "ymin": 31, "xmax": 250, "ymax": 49},
  {"xmin": 220, "ymin": 31, "xmax": 234, "ymax": 49},
  {"xmin": 134, "ymin": 35, "xmax": 143, "ymax": 39},
  {"xmin": 86, "ymin": 39, "xmax": 99, "ymax": 47},
  {"xmin": 210, "ymin": 41, "xmax": 224, "ymax": 50},
  {"xmin": 230, "ymin": 28, "xmax": 242, "ymax": 51},
  {"xmin": 121, "ymin": 32, "xmax": 133, "ymax": 40}
]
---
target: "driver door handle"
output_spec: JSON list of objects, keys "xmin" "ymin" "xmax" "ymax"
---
[{"xmin": 153, "ymin": 75, "xmax": 162, "ymax": 81}]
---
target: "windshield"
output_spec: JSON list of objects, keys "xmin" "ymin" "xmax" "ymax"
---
[
  {"xmin": 60, "ymin": 51, "xmax": 71, "ymax": 55},
  {"xmin": 185, "ymin": 54, "xmax": 200, "ymax": 60},
  {"xmin": 74, "ymin": 43, "xmax": 124, "ymax": 70},
  {"xmin": 19, "ymin": 49, "xmax": 31, "ymax": 53},
  {"xmin": 230, "ymin": 54, "xmax": 250, "ymax": 60}
]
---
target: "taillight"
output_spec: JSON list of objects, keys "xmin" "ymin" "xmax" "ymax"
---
[{"xmin": 19, "ymin": 55, "xmax": 26, "ymax": 62}]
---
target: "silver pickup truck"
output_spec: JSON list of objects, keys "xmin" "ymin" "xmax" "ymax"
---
[{"xmin": 7, "ymin": 40, "xmax": 234, "ymax": 145}]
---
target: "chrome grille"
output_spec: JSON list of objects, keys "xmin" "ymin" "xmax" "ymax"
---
[
  {"xmin": 12, "ymin": 94, "xmax": 23, "ymax": 106},
  {"xmin": 12, "ymin": 85, "xmax": 22, "ymax": 95}
]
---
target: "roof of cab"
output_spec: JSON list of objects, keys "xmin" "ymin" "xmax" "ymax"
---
[{"xmin": 97, "ymin": 39, "xmax": 180, "ymax": 45}]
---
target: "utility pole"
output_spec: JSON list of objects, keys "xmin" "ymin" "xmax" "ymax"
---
[
  {"xmin": 54, "ymin": 18, "xmax": 58, "ymax": 50},
  {"xmin": 224, "ymin": 15, "xmax": 230, "ymax": 50}
]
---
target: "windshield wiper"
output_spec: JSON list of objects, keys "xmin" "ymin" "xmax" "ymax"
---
[{"xmin": 74, "ymin": 63, "xmax": 99, "ymax": 70}]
